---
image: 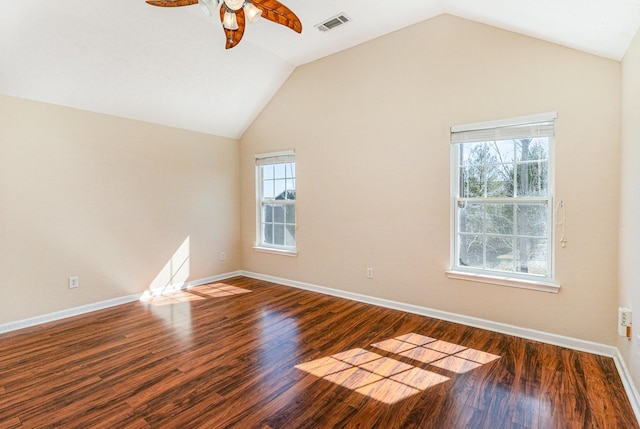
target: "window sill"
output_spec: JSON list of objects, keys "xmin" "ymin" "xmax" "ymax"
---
[
  {"xmin": 445, "ymin": 270, "xmax": 560, "ymax": 293},
  {"xmin": 253, "ymin": 246, "xmax": 298, "ymax": 257}
]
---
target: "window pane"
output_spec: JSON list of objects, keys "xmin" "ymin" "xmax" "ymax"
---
[
  {"xmin": 485, "ymin": 235, "xmax": 514, "ymax": 272},
  {"xmin": 514, "ymin": 238, "xmax": 547, "ymax": 276},
  {"xmin": 288, "ymin": 163, "xmax": 296, "ymax": 178},
  {"xmin": 518, "ymin": 138, "xmax": 548, "ymax": 162},
  {"xmin": 285, "ymin": 190, "xmax": 296, "ymax": 200},
  {"xmin": 262, "ymin": 165, "xmax": 274, "ymax": 180},
  {"xmin": 274, "ymin": 179, "xmax": 286, "ymax": 199},
  {"xmin": 516, "ymin": 204, "xmax": 548, "ymax": 237},
  {"xmin": 486, "ymin": 140, "xmax": 515, "ymax": 163},
  {"xmin": 460, "ymin": 165, "xmax": 485, "ymax": 198},
  {"xmin": 485, "ymin": 204, "xmax": 513, "ymax": 235},
  {"xmin": 274, "ymin": 205, "xmax": 285, "ymax": 223},
  {"xmin": 262, "ymin": 223, "xmax": 273, "ymax": 245},
  {"xmin": 274, "ymin": 163, "xmax": 286, "ymax": 179},
  {"xmin": 486, "ymin": 164, "xmax": 514, "ymax": 197},
  {"xmin": 517, "ymin": 161, "xmax": 548, "ymax": 197},
  {"xmin": 263, "ymin": 204, "xmax": 273, "ymax": 222},
  {"xmin": 273, "ymin": 225, "xmax": 285, "ymax": 245},
  {"xmin": 285, "ymin": 225, "xmax": 296, "ymax": 247},
  {"xmin": 458, "ymin": 234, "xmax": 484, "ymax": 268},
  {"xmin": 286, "ymin": 178, "xmax": 296, "ymax": 192},
  {"xmin": 263, "ymin": 180, "xmax": 274, "ymax": 199},
  {"xmin": 461, "ymin": 142, "xmax": 485, "ymax": 166},
  {"xmin": 285, "ymin": 205, "xmax": 296, "ymax": 224},
  {"xmin": 458, "ymin": 203, "xmax": 484, "ymax": 233}
]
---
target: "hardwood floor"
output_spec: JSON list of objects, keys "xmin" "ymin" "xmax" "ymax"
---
[{"xmin": 0, "ymin": 276, "xmax": 637, "ymax": 428}]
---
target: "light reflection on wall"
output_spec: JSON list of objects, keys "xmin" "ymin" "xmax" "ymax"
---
[
  {"xmin": 137, "ymin": 236, "xmax": 193, "ymax": 341},
  {"xmin": 147, "ymin": 236, "xmax": 191, "ymax": 296},
  {"xmin": 296, "ymin": 333, "xmax": 500, "ymax": 404}
]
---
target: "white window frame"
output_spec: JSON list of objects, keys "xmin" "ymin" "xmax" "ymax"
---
[
  {"xmin": 446, "ymin": 112, "xmax": 559, "ymax": 293},
  {"xmin": 254, "ymin": 150, "xmax": 297, "ymax": 256}
]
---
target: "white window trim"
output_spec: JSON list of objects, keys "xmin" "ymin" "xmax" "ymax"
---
[
  {"xmin": 254, "ymin": 150, "xmax": 297, "ymax": 255},
  {"xmin": 450, "ymin": 112, "xmax": 557, "ymax": 133},
  {"xmin": 445, "ymin": 270, "xmax": 560, "ymax": 293},
  {"xmin": 253, "ymin": 246, "xmax": 298, "ymax": 257},
  {"xmin": 449, "ymin": 112, "xmax": 558, "ymax": 291},
  {"xmin": 255, "ymin": 150, "xmax": 296, "ymax": 163}
]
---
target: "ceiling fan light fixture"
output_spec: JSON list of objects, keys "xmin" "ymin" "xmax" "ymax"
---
[
  {"xmin": 243, "ymin": 2, "xmax": 262, "ymax": 23},
  {"xmin": 223, "ymin": 0, "xmax": 244, "ymax": 11},
  {"xmin": 198, "ymin": 0, "xmax": 218, "ymax": 17},
  {"xmin": 144, "ymin": 0, "xmax": 302, "ymax": 49},
  {"xmin": 222, "ymin": 9, "xmax": 239, "ymax": 30}
]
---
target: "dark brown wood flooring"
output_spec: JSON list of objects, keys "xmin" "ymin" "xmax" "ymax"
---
[{"xmin": 0, "ymin": 276, "xmax": 637, "ymax": 428}]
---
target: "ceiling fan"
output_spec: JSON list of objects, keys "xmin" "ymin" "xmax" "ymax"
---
[{"xmin": 145, "ymin": 0, "xmax": 302, "ymax": 49}]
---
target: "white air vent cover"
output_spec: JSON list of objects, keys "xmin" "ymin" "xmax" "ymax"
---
[{"xmin": 315, "ymin": 14, "xmax": 351, "ymax": 32}]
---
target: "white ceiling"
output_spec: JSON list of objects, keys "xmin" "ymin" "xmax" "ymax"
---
[{"xmin": 2, "ymin": 0, "xmax": 640, "ymax": 139}]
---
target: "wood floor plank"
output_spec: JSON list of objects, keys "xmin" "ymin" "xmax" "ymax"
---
[
  {"xmin": 0, "ymin": 276, "xmax": 637, "ymax": 428},
  {"xmin": 0, "ymin": 417, "xmax": 21, "ymax": 429}
]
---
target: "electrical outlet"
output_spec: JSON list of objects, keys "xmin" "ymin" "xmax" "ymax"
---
[
  {"xmin": 68, "ymin": 276, "xmax": 79, "ymax": 289},
  {"xmin": 220, "ymin": 251, "xmax": 226, "ymax": 261},
  {"xmin": 619, "ymin": 307, "xmax": 632, "ymax": 337},
  {"xmin": 366, "ymin": 268, "xmax": 374, "ymax": 279}
]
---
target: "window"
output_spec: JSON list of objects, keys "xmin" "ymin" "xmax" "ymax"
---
[
  {"xmin": 255, "ymin": 151, "xmax": 296, "ymax": 253},
  {"xmin": 449, "ymin": 113, "xmax": 556, "ymax": 288}
]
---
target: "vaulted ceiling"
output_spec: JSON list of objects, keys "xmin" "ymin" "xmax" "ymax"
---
[{"xmin": 2, "ymin": 0, "xmax": 639, "ymax": 139}]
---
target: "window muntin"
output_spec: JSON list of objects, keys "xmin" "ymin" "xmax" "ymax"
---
[
  {"xmin": 256, "ymin": 153, "xmax": 296, "ymax": 251},
  {"xmin": 452, "ymin": 116, "xmax": 554, "ymax": 282}
]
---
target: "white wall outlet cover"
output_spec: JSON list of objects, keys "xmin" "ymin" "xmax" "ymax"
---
[{"xmin": 68, "ymin": 276, "xmax": 79, "ymax": 289}]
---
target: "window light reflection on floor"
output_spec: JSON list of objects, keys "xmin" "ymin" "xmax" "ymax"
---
[
  {"xmin": 296, "ymin": 333, "xmax": 500, "ymax": 404},
  {"xmin": 141, "ymin": 283, "xmax": 252, "ymax": 307}
]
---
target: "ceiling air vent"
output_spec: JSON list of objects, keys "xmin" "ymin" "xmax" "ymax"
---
[{"xmin": 315, "ymin": 14, "xmax": 351, "ymax": 32}]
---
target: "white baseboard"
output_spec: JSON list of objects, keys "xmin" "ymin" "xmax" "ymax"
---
[
  {"xmin": 0, "ymin": 294, "xmax": 141, "ymax": 334},
  {"xmin": 614, "ymin": 349, "xmax": 640, "ymax": 422},
  {"xmin": 187, "ymin": 271, "xmax": 242, "ymax": 287},
  {"xmin": 240, "ymin": 270, "xmax": 640, "ymax": 422},
  {"xmin": 240, "ymin": 270, "xmax": 615, "ymax": 356},
  {"xmin": 0, "ymin": 271, "xmax": 242, "ymax": 335}
]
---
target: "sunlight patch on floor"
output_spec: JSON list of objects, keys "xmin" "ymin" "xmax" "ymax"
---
[
  {"xmin": 296, "ymin": 333, "xmax": 501, "ymax": 404},
  {"xmin": 141, "ymin": 283, "xmax": 251, "ymax": 306}
]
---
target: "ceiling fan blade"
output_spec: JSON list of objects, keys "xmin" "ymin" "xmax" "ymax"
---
[
  {"xmin": 145, "ymin": 0, "xmax": 199, "ymax": 6},
  {"xmin": 219, "ymin": 8, "xmax": 246, "ymax": 49},
  {"xmin": 253, "ymin": 0, "xmax": 302, "ymax": 33}
]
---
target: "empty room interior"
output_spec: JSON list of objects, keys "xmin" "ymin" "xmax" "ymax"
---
[{"xmin": 2, "ymin": 0, "xmax": 640, "ymax": 427}]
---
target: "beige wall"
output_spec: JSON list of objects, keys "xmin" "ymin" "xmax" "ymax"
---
[
  {"xmin": 619, "ymin": 28, "xmax": 640, "ymax": 386},
  {"xmin": 0, "ymin": 15, "xmax": 626, "ymax": 348},
  {"xmin": 240, "ymin": 15, "xmax": 621, "ymax": 344},
  {"xmin": 0, "ymin": 95, "xmax": 240, "ymax": 324}
]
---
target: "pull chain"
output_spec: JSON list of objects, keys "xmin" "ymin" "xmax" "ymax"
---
[{"xmin": 556, "ymin": 200, "xmax": 567, "ymax": 248}]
